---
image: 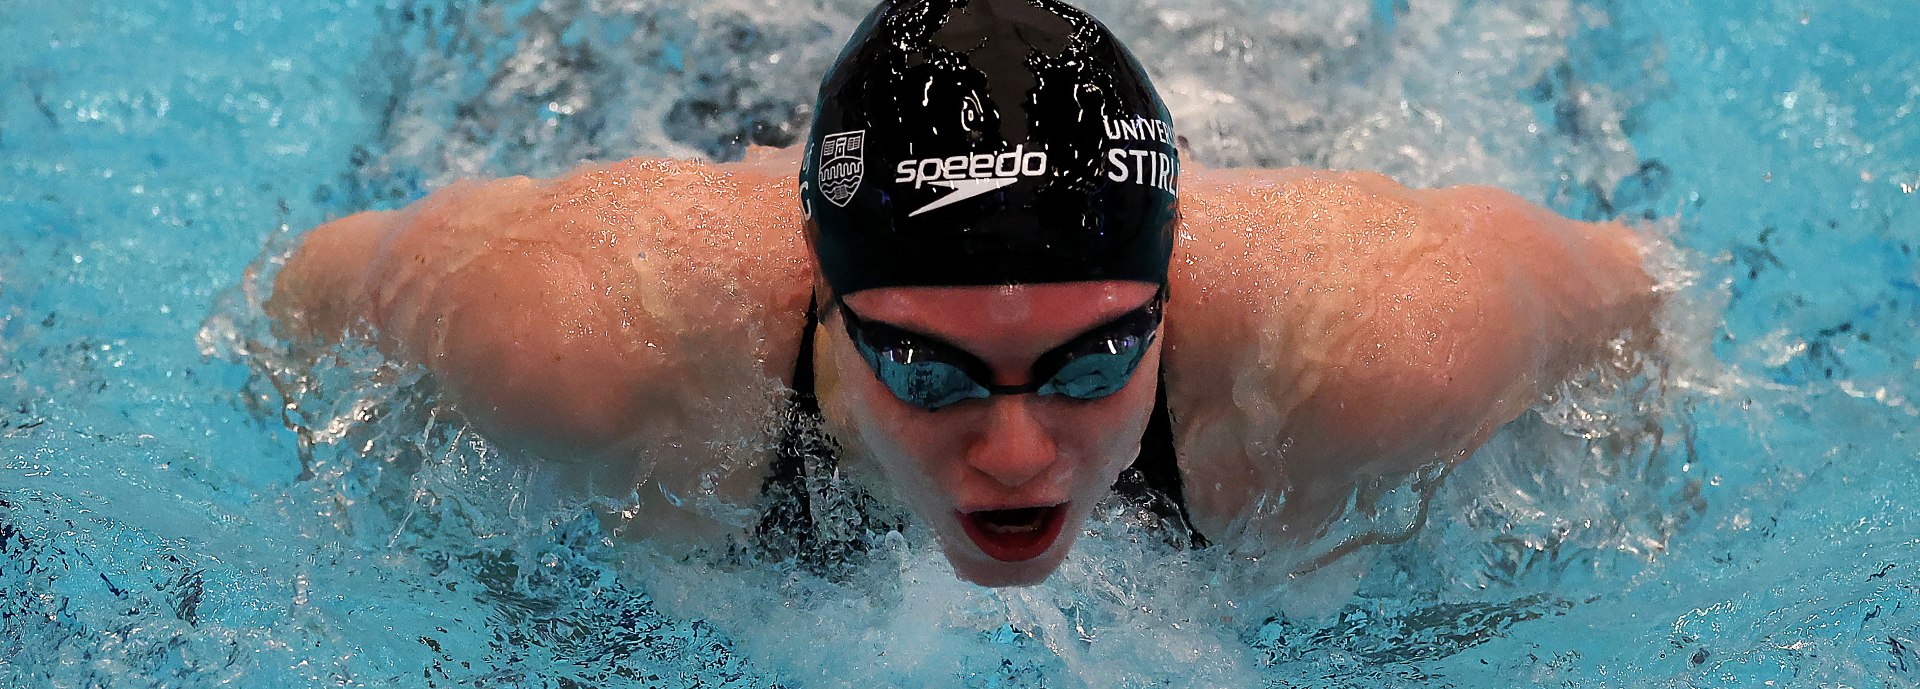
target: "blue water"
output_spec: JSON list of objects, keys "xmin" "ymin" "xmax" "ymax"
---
[{"xmin": 2, "ymin": 0, "xmax": 1916, "ymax": 686}]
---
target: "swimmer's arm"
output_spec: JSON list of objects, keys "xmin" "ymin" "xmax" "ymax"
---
[
  {"xmin": 1302, "ymin": 181, "xmax": 1656, "ymax": 474},
  {"xmin": 1167, "ymin": 169, "xmax": 1656, "ymax": 537},
  {"xmin": 266, "ymin": 149, "xmax": 813, "ymax": 463},
  {"xmin": 267, "ymin": 176, "xmax": 651, "ymax": 458}
]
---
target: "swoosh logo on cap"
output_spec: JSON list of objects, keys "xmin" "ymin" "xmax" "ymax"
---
[{"xmin": 908, "ymin": 177, "xmax": 1019, "ymax": 217}]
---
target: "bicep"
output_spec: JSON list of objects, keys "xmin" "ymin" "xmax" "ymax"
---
[
  {"xmin": 1433, "ymin": 185, "xmax": 1655, "ymax": 345},
  {"xmin": 266, "ymin": 179, "xmax": 646, "ymax": 454},
  {"xmin": 417, "ymin": 244, "xmax": 662, "ymax": 458},
  {"xmin": 1298, "ymin": 182, "xmax": 1653, "ymax": 476},
  {"xmin": 1287, "ymin": 235, "xmax": 1533, "ymax": 475},
  {"xmin": 1169, "ymin": 170, "xmax": 1654, "ymax": 534}
]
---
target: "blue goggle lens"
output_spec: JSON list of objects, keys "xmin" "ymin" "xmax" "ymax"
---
[{"xmin": 840, "ymin": 294, "xmax": 1162, "ymax": 411}]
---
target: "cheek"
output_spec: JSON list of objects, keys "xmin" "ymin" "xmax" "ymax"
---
[
  {"xmin": 1056, "ymin": 347, "xmax": 1163, "ymax": 474},
  {"xmin": 815, "ymin": 329, "xmax": 965, "ymax": 491}
]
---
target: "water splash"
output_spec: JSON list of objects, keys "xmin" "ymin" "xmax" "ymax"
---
[{"xmin": 5, "ymin": 0, "xmax": 1920, "ymax": 686}]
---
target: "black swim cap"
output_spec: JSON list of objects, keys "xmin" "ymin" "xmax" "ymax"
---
[{"xmin": 801, "ymin": 0, "xmax": 1179, "ymax": 296}]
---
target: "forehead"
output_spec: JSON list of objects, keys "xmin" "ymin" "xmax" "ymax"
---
[{"xmin": 841, "ymin": 281, "xmax": 1158, "ymax": 346}]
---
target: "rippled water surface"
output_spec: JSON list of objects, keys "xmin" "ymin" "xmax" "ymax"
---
[{"xmin": 2, "ymin": 0, "xmax": 1916, "ymax": 686}]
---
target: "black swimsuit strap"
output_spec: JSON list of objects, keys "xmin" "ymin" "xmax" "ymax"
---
[
  {"xmin": 1113, "ymin": 370, "xmax": 1210, "ymax": 549},
  {"xmin": 789, "ymin": 296, "xmax": 822, "ymax": 406},
  {"xmin": 752, "ymin": 297, "xmax": 826, "ymax": 558}
]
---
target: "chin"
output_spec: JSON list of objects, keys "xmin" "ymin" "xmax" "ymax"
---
[{"xmin": 949, "ymin": 554, "xmax": 1065, "ymax": 587}]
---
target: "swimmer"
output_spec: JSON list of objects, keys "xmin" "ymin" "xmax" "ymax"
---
[{"xmin": 267, "ymin": 0, "xmax": 1654, "ymax": 586}]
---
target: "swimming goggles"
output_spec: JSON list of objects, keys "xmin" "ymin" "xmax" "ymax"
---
[{"xmin": 837, "ymin": 289, "xmax": 1164, "ymax": 411}]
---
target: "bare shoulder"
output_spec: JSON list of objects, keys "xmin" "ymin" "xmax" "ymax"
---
[
  {"xmin": 271, "ymin": 148, "xmax": 817, "ymax": 544},
  {"xmin": 1163, "ymin": 167, "xmax": 1653, "ymax": 540},
  {"xmin": 425, "ymin": 151, "xmax": 812, "ymax": 306}
]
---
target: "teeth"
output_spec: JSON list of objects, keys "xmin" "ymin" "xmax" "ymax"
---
[
  {"xmin": 981, "ymin": 520, "xmax": 1040, "ymax": 535},
  {"xmin": 975, "ymin": 507, "xmax": 1050, "ymax": 535}
]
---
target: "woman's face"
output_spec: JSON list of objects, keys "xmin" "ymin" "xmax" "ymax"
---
[{"xmin": 816, "ymin": 281, "xmax": 1163, "ymax": 586}]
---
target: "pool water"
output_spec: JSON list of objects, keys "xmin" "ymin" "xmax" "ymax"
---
[{"xmin": 3, "ymin": 0, "xmax": 1916, "ymax": 686}]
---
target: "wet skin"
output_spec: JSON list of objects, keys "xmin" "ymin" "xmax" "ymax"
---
[
  {"xmin": 268, "ymin": 146, "xmax": 1656, "ymax": 583},
  {"xmin": 817, "ymin": 282, "xmax": 1162, "ymax": 586}
]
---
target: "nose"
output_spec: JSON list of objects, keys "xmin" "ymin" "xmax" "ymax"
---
[{"xmin": 964, "ymin": 396, "xmax": 1059, "ymax": 488}]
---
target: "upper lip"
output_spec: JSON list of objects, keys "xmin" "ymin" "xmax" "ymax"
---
[{"xmin": 958, "ymin": 499, "xmax": 1068, "ymax": 514}]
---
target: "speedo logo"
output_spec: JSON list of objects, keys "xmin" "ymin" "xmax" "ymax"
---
[{"xmin": 894, "ymin": 145, "xmax": 1048, "ymax": 217}]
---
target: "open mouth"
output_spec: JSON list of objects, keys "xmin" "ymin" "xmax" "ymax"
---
[{"xmin": 957, "ymin": 503, "xmax": 1070, "ymax": 562}]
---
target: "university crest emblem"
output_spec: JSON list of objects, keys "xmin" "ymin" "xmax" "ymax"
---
[{"xmin": 818, "ymin": 130, "xmax": 865, "ymax": 207}]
